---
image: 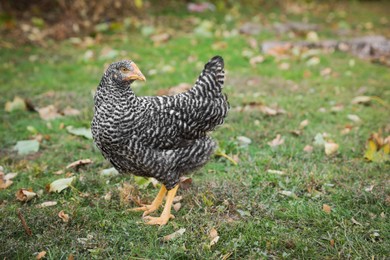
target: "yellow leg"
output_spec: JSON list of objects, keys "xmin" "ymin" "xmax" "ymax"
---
[
  {"xmin": 144, "ymin": 184, "xmax": 179, "ymax": 226},
  {"xmin": 130, "ymin": 185, "xmax": 167, "ymax": 217}
]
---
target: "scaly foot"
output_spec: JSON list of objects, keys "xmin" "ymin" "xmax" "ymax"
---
[
  {"xmin": 143, "ymin": 184, "xmax": 179, "ymax": 226},
  {"xmin": 131, "ymin": 204, "xmax": 160, "ymax": 216},
  {"xmin": 129, "ymin": 185, "xmax": 167, "ymax": 216},
  {"xmin": 143, "ymin": 214, "xmax": 175, "ymax": 226}
]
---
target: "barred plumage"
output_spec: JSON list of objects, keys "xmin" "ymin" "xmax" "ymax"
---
[{"xmin": 91, "ymin": 56, "xmax": 228, "ymax": 190}]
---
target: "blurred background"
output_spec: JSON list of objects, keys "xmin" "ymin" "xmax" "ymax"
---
[{"xmin": 1, "ymin": 1, "xmax": 390, "ymax": 259}]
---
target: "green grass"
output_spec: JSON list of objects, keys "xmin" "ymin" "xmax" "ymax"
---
[{"xmin": 1, "ymin": 2, "xmax": 389, "ymax": 259}]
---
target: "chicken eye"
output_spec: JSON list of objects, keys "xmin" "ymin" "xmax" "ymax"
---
[{"xmin": 120, "ymin": 67, "xmax": 129, "ymax": 72}]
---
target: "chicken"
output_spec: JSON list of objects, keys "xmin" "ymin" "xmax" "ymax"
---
[{"xmin": 91, "ymin": 56, "xmax": 229, "ymax": 225}]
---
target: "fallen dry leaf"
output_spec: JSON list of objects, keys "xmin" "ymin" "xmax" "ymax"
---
[
  {"xmin": 268, "ymin": 134, "xmax": 285, "ymax": 147},
  {"xmin": 58, "ymin": 210, "xmax": 69, "ymax": 222},
  {"xmin": 38, "ymin": 105, "xmax": 62, "ymax": 120},
  {"xmin": 325, "ymin": 142, "xmax": 339, "ymax": 156},
  {"xmin": 173, "ymin": 202, "xmax": 181, "ymax": 212},
  {"xmin": 320, "ymin": 67, "xmax": 332, "ymax": 77},
  {"xmin": 150, "ymin": 33, "xmax": 170, "ymax": 44},
  {"xmin": 5, "ymin": 96, "xmax": 27, "ymax": 112},
  {"xmin": 38, "ymin": 201, "xmax": 57, "ymax": 208},
  {"xmin": 179, "ymin": 176, "xmax": 193, "ymax": 190},
  {"xmin": 330, "ymin": 104, "xmax": 344, "ymax": 112},
  {"xmin": 54, "ymin": 170, "xmax": 64, "ymax": 175},
  {"xmin": 209, "ymin": 228, "xmax": 220, "ymax": 246},
  {"xmin": 173, "ymin": 196, "xmax": 183, "ymax": 203},
  {"xmin": 66, "ymin": 159, "xmax": 93, "ymax": 169},
  {"xmin": 16, "ymin": 189, "xmax": 37, "ymax": 202},
  {"xmin": 364, "ymin": 185, "xmax": 374, "ymax": 192},
  {"xmin": 279, "ymin": 190, "xmax": 296, "ymax": 197},
  {"xmin": 351, "ymin": 96, "xmax": 371, "ymax": 105},
  {"xmin": 104, "ymin": 191, "xmax": 112, "ymax": 201},
  {"xmin": 119, "ymin": 182, "xmax": 141, "ymax": 206},
  {"xmin": 323, "ymin": 204, "xmax": 331, "ymax": 214},
  {"xmin": 0, "ymin": 171, "xmax": 17, "ymax": 189},
  {"xmin": 267, "ymin": 169, "xmax": 285, "ymax": 175},
  {"xmin": 49, "ymin": 177, "xmax": 75, "ymax": 193},
  {"xmin": 299, "ymin": 119, "xmax": 309, "ymax": 129},
  {"xmin": 364, "ymin": 131, "xmax": 390, "ymax": 162},
  {"xmin": 351, "ymin": 217, "xmax": 363, "ymax": 226},
  {"xmin": 36, "ymin": 251, "xmax": 46, "ymax": 259},
  {"xmin": 162, "ymin": 228, "xmax": 186, "ymax": 242},
  {"xmin": 347, "ymin": 114, "xmax": 362, "ymax": 123},
  {"xmin": 17, "ymin": 208, "xmax": 32, "ymax": 236},
  {"xmin": 62, "ymin": 106, "xmax": 81, "ymax": 116},
  {"xmin": 249, "ymin": 55, "xmax": 265, "ymax": 66},
  {"xmin": 303, "ymin": 145, "xmax": 314, "ymax": 153}
]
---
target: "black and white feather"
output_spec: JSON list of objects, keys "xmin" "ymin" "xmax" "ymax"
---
[{"xmin": 91, "ymin": 56, "xmax": 229, "ymax": 189}]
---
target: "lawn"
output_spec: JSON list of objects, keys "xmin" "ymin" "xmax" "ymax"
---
[{"xmin": 1, "ymin": 1, "xmax": 389, "ymax": 259}]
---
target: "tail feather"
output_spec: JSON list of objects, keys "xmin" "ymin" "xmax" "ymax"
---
[{"xmin": 191, "ymin": 56, "xmax": 225, "ymax": 98}]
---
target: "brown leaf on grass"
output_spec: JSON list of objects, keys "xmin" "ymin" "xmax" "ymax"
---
[
  {"xmin": 249, "ymin": 55, "xmax": 265, "ymax": 66},
  {"xmin": 209, "ymin": 228, "xmax": 220, "ymax": 246},
  {"xmin": 268, "ymin": 134, "xmax": 285, "ymax": 147},
  {"xmin": 38, "ymin": 105, "xmax": 62, "ymax": 120},
  {"xmin": 66, "ymin": 159, "xmax": 93, "ymax": 169},
  {"xmin": 324, "ymin": 142, "xmax": 339, "ymax": 156},
  {"xmin": 104, "ymin": 191, "xmax": 112, "ymax": 201},
  {"xmin": 5, "ymin": 96, "xmax": 27, "ymax": 112},
  {"xmin": 303, "ymin": 145, "xmax": 313, "ymax": 153},
  {"xmin": 322, "ymin": 204, "xmax": 331, "ymax": 214},
  {"xmin": 173, "ymin": 196, "xmax": 183, "ymax": 203},
  {"xmin": 238, "ymin": 102, "xmax": 286, "ymax": 116},
  {"xmin": 341, "ymin": 125, "xmax": 353, "ymax": 135},
  {"xmin": 351, "ymin": 96, "xmax": 371, "ymax": 105},
  {"xmin": 330, "ymin": 239, "xmax": 335, "ymax": 247},
  {"xmin": 58, "ymin": 210, "xmax": 69, "ymax": 222},
  {"xmin": 179, "ymin": 176, "xmax": 192, "ymax": 190},
  {"xmin": 150, "ymin": 33, "xmax": 170, "ymax": 44},
  {"xmin": 330, "ymin": 104, "xmax": 344, "ymax": 112},
  {"xmin": 16, "ymin": 189, "xmax": 37, "ymax": 202},
  {"xmin": 278, "ymin": 62, "xmax": 290, "ymax": 70},
  {"xmin": 351, "ymin": 217, "xmax": 363, "ymax": 226},
  {"xmin": 320, "ymin": 67, "xmax": 332, "ymax": 77},
  {"xmin": 62, "ymin": 106, "xmax": 81, "ymax": 116},
  {"xmin": 54, "ymin": 170, "xmax": 64, "ymax": 175},
  {"xmin": 347, "ymin": 114, "xmax": 362, "ymax": 123},
  {"xmin": 17, "ymin": 208, "xmax": 32, "ymax": 236},
  {"xmin": 37, "ymin": 201, "xmax": 57, "ymax": 208},
  {"xmin": 162, "ymin": 228, "xmax": 186, "ymax": 242},
  {"xmin": 173, "ymin": 202, "xmax": 181, "ymax": 212},
  {"xmin": 119, "ymin": 182, "xmax": 142, "ymax": 206},
  {"xmin": 364, "ymin": 185, "xmax": 374, "ymax": 192},
  {"xmin": 36, "ymin": 251, "xmax": 46, "ymax": 259},
  {"xmin": 0, "ymin": 171, "xmax": 17, "ymax": 190},
  {"xmin": 212, "ymin": 41, "xmax": 228, "ymax": 50},
  {"xmin": 299, "ymin": 119, "xmax": 309, "ymax": 129}
]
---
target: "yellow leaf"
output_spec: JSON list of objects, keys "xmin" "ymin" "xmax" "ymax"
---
[
  {"xmin": 134, "ymin": 0, "xmax": 143, "ymax": 8},
  {"xmin": 49, "ymin": 177, "xmax": 75, "ymax": 193}
]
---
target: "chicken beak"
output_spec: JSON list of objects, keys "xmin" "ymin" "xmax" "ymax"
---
[{"xmin": 126, "ymin": 62, "xmax": 146, "ymax": 82}]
